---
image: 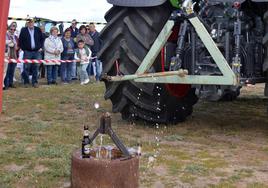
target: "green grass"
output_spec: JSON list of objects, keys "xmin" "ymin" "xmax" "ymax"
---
[{"xmin": 0, "ymin": 82, "xmax": 268, "ymax": 187}]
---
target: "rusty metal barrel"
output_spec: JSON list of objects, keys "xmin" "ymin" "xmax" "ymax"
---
[{"xmin": 71, "ymin": 150, "xmax": 139, "ymax": 188}]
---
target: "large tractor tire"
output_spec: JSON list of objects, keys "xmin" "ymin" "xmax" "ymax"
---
[
  {"xmin": 263, "ymin": 10, "xmax": 268, "ymax": 97},
  {"xmin": 99, "ymin": 3, "xmax": 198, "ymax": 124}
]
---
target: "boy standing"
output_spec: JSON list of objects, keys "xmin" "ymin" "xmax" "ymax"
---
[{"xmin": 75, "ymin": 40, "xmax": 92, "ymax": 85}]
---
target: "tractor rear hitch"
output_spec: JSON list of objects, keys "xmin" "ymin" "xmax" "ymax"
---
[{"xmin": 103, "ymin": 69, "xmax": 189, "ymax": 82}]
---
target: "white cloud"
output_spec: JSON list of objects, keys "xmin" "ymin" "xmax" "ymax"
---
[{"xmin": 9, "ymin": 0, "xmax": 112, "ymax": 22}]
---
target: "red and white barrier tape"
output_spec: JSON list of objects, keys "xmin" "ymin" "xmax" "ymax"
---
[{"xmin": 4, "ymin": 56, "xmax": 98, "ymax": 65}]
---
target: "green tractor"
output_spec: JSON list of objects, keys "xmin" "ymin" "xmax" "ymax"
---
[
  {"xmin": 99, "ymin": 0, "xmax": 268, "ymax": 124},
  {"xmin": 8, "ymin": 16, "xmax": 64, "ymax": 36}
]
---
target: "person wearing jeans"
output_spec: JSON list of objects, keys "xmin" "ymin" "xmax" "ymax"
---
[
  {"xmin": 4, "ymin": 25, "xmax": 19, "ymax": 89},
  {"xmin": 91, "ymin": 58, "xmax": 103, "ymax": 81},
  {"xmin": 61, "ymin": 28, "xmax": 75, "ymax": 84},
  {"xmin": 19, "ymin": 18, "xmax": 44, "ymax": 88},
  {"xmin": 22, "ymin": 51, "xmax": 42, "ymax": 87},
  {"xmin": 2, "ymin": 49, "xmax": 8, "ymax": 90},
  {"xmin": 89, "ymin": 23, "xmax": 103, "ymax": 81},
  {"xmin": 75, "ymin": 40, "xmax": 92, "ymax": 85},
  {"xmin": 44, "ymin": 27, "xmax": 63, "ymax": 85}
]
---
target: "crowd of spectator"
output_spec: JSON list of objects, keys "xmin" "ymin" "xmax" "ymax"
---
[{"xmin": 3, "ymin": 18, "xmax": 103, "ymax": 90}]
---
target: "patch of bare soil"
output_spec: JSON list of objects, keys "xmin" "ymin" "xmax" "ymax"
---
[
  {"xmin": 25, "ymin": 145, "xmax": 36, "ymax": 152},
  {"xmin": 60, "ymin": 181, "xmax": 71, "ymax": 188},
  {"xmin": 34, "ymin": 165, "xmax": 49, "ymax": 173},
  {"xmin": 14, "ymin": 177, "xmax": 30, "ymax": 188},
  {"xmin": 4, "ymin": 163, "xmax": 26, "ymax": 172},
  {"xmin": 153, "ymin": 166, "xmax": 168, "ymax": 177},
  {"xmin": 0, "ymin": 132, "xmax": 7, "ymax": 139},
  {"xmin": 153, "ymin": 181, "xmax": 165, "ymax": 188}
]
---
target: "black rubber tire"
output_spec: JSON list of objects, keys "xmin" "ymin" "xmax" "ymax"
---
[
  {"xmin": 99, "ymin": 4, "xmax": 198, "ymax": 124},
  {"xmin": 263, "ymin": 10, "xmax": 268, "ymax": 97},
  {"xmin": 220, "ymin": 87, "xmax": 241, "ymax": 102}
]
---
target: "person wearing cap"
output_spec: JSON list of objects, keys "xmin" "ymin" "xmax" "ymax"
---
[{"xmin": 19, "ymin": 18, "xmax": 44, "ymax": 88}]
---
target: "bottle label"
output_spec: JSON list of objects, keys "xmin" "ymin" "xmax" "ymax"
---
[
  {"xmin": 84, "ymin": 144, "xmax": 90, "ymax": 154},
  {"xmin": 84, "ymin": 130, "xmax": 89, "ymax": 136}
]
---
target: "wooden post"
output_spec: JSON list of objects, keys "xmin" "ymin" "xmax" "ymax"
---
[{"xmin": 0, "ymin": 0, "xmax": 10, "ymax": 113}]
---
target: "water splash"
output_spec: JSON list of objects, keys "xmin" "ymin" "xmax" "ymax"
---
[{"xmin": 94, "ymin": 102, "xmax": 100, "ymax": 109}]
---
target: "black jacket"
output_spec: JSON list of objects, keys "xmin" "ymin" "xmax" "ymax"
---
[
  {"xmin": 69, "ymin": 26, "xmax": 79, "ymax": 38},
  {"xmin": 19, "ymin": 26, "xmax": 44, "ymax": 51},
  {"xmin": 89, "ymin": 31, "xmax": 103, "ymax": 56}
]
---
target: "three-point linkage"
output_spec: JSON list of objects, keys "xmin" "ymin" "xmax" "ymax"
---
[{"xmin": 89, "ymin": 112, "xmax": 130, "ymax": 157}]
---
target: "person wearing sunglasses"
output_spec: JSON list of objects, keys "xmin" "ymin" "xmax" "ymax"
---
[
  {"xmin": 4, "ymin": 26, "xmax": 19, "ymax": 89},
  {"xmin": 9, "ymin": 22, "xmax": 19, "ymax": 36}
]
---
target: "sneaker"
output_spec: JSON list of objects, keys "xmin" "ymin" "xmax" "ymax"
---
[
  {"xmin": 80, "ymin": 82, "xmax": 85, "ymax": 85},
  {"xmin": 84, "ymin": 79, "xmax": 90, "ymax": 85}
]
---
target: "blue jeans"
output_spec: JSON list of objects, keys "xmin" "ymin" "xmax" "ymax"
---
[
  {"xmin": 88, "ymin": 59, "xmax": 102, "ymax": 81},
  {"xmin": 80, "ymin": 63, "xmax": 89, "ymax": 83},
  {"xmin": 71, "ymin": 62, "xmax": 77, "ymax": 79},
  {"xmin": 22, "ymin": 51, "xmax": 41, "ymax": 85},
  {"xmin": 4, "ymin": 63, "xmax": 17, "ymax": 88},
  {"xmin": 46, "ymin": 65, "xmax": 58, "ymax": 84},
  {"xmin": 93, "ymin": 59, "xmax": 102, "ymax": 81},
  {"xmin": 61, "ymin": 54, "xmax": 74, "ymax": 82}
]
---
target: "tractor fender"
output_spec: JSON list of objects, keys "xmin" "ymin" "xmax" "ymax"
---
[
  {"xmin": 252, "ymin": 0, "xmax": 268, "ymax": 2},
  {"xmin": 107, "ymin": 0, "xmax": 168, "ymax": 7}
]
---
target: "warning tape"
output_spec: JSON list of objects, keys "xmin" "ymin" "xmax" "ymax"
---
[
  {"xmin": 8, "ymin": 17, "xmax": 106, "ymax": 25},
  {"xmin": 5, "ymin": 56, "xmax": 98, "ymax": 65}
]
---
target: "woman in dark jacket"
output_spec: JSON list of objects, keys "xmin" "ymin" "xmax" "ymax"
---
[
  {"xmin": 61, "ymin": 28, "xmax": 76, "ymax": 84},
  {"xmin": 4, "ymin": 25, "xmax": 19, "ymax": 89}
]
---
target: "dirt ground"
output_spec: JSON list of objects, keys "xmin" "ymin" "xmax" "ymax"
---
[{"xmin": 0, "ymin": 81, "xmax": 267, "ymax": 188}]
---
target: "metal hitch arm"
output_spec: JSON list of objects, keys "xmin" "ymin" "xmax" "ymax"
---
[{"xmin": 107, "ymin": 7, "xmax": 238, "ymax": 86}]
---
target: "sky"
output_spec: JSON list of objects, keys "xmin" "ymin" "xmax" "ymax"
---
[{"xmin": 8, "ymin": 0, "xmax": 112, "ymax": 30}]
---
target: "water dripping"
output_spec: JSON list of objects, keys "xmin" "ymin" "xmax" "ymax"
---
[{"xmin": 94, "ymin": 102, "xmax": 100, "ymax": 109}]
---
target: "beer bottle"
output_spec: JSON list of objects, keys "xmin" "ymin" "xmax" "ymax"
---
[{"xmin": 82, "ymin": 125, "xmax": 91, "ymax": 158}]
